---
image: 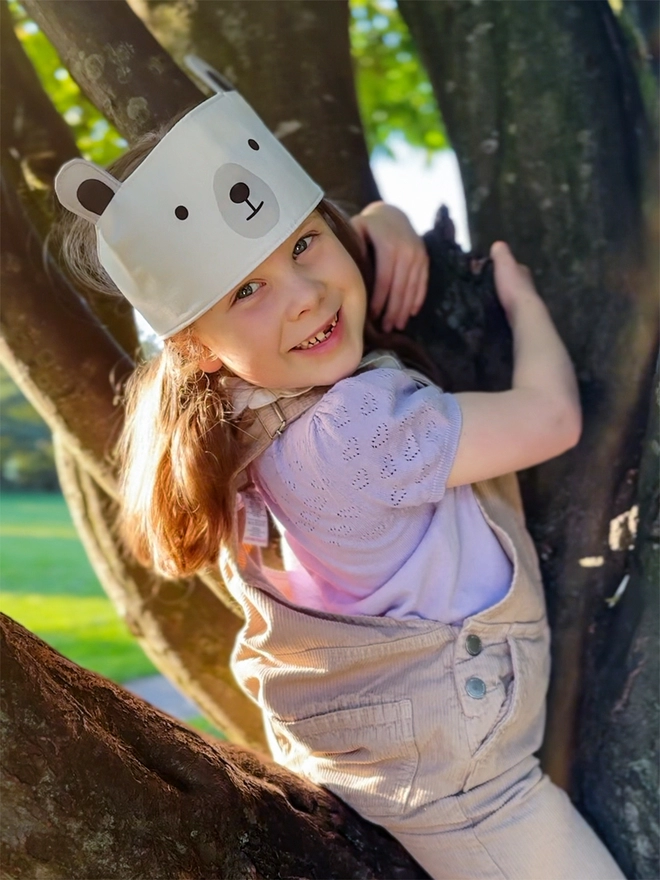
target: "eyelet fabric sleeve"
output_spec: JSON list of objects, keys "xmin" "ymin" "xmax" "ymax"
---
[
  {"xmin": 252, "ymin": 368, "xmax": 512, "ymax": 622},
  {"xmin": 306, "ymin": 368, "xmax": 462, "ymax": 510}
]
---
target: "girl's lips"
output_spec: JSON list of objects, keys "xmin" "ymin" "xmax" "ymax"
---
[{"xmin": 290, "ymin": 308, "xmax": 343, "ymax": 354}]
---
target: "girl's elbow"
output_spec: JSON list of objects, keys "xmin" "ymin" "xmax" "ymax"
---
[
  {"xmin": 554, "ymin": 398, "xmax": 582, "ymax": 452},
  {"xmin": 569, "ymin": 405, "xmax": 583, "ymax": 448}
]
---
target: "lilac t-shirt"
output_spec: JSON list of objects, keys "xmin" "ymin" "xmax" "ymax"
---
[{"xmin": 253, "ymin": 368, "xmax": 512, "ymax": 623}]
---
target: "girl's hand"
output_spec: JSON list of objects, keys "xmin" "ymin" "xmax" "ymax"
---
[
  {"xmin": 351, "ymin": 201, "xmax": 429, "ymax": 333},
  {"xmin": 447, "ymin": 239, "xmax": 581, "ymax": 487},
  {"xmin": 490, "ymin": 241, "xmax": 539, "ymax": 323}
]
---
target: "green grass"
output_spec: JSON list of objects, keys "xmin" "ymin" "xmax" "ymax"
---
[
  {"xmin": 0, "ymin": 492, "xmax": 225, "ymax": 738},
  {"xmin": 0, "ymin": 492, "xmax": 158, "ymax": 682}
]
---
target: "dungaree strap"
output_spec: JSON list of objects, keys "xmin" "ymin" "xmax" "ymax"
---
[{"xmin": 233, "ymin": 387, "xmax": 326, "ymax": 490}]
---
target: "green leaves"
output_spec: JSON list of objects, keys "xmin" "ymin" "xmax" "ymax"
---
[{"xmin": 350, "ymin": 0, "xmax": 447, "ymax": 157}]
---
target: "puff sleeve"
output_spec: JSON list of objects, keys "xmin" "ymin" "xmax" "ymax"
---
[{"xmin": 260, "ymin": 368, "xmax": 462, "ymax": 515}]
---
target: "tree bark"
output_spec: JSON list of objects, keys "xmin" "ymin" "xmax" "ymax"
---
[
  {"xmin": 1, "ymin": 165, "xmax": 129, "ymax": 498},
  {"xmin": 399, "ymin": 0, "xmax": 659, "ymax": 871},
  {"xmin": 1, "ymin": 1, "xmax": 140, "ymax": 354},
  {"xmin": 623, "ymin": 0, "xmax": 660, "ymax": 80},
  {"xmin": 21, "ymin": 0, "xmax": 201, "ymax": 143},
  {"xmin": 1, "ymin": 613, "xmax": 430, "ymax": 880},
  {"xmin": 576, "ymin": 358, "xmax": 660, "ymax": 880}
]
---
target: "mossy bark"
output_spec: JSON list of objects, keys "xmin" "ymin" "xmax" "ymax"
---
[{"xmin": 399, "ymin": 2, "xmax": 659, "ymax": 875}]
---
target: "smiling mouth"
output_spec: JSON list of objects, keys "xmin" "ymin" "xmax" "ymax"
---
[{"xmin": 292, "ymin": 312, "xmax": 339, "ymax": 350}]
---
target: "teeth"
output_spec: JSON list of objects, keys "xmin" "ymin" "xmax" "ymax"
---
[{"xmin": 294, "ymin": 313, "xmax": 338, "ymax": 350}]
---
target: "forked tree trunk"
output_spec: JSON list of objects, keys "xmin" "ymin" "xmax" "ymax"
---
[{"xmin": 1, "ymin": 0, "xmax": 658, "ymax": 876}]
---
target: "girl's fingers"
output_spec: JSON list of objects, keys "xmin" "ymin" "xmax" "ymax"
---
[
  {"xmin": 371, "ymin": 246, "xmax": 395, "ymax": 318},
  {"xmin": 490, "ymin": 240, "xmax": 511, "ymax": 259},
  {"xmin": 349, "ymin": 215, "xmax": 370, "ymax": 260},
  {"xmin": 381, "ymin": 257, "xmax": 408, "ymax": 331},
  {"xmin": 352, "ymin": 203, "xmax": 429, "ymax": 326},
  {"xmin": 411, "ymin": 257, "xmax": 429, "ymax": 316},
  {"xmin": 384, "ymin": 253, "xmax": 417, "ymax": 332},
  {"xmin": 404, "ymin": 249, "xmax": 429, "ymax": 319},
  {"xmin": 399, "ymin": 260, "xmax": 426, "ymax": 328}
]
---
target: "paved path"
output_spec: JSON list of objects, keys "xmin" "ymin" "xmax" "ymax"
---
[{"xmin": 125, "ymin": 674, "xmax": 199, "ymax": 721}]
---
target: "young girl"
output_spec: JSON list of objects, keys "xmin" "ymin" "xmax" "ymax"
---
[{"xmin": 55, "ymin": 61, "xmax": 624, "ymax": 880}]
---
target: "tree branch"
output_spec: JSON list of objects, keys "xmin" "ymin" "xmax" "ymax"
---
[
  {"xmin": 22, "ymin": 0, "xmax": 201, "ymax": 141},
  {"xmin": 1, "ymin": 613, "xmax": 430, "ymax": 880}
]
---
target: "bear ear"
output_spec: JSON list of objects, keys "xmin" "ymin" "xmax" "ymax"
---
[
  {"xmin": 184, "ymin": 55, "xmax": 235, "ymax": 95},
  {"xmin": 54, "ymin": 158, "xmax": 121, "ymax": 225}
]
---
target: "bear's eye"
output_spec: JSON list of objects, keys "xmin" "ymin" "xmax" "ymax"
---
[
  {"xmin": 248, "ymin": 139, "xmax": 260, "ymax": 151},
  {"xmin": 175, "ymin": 205, "xmax": 189, "ymax": 220}
]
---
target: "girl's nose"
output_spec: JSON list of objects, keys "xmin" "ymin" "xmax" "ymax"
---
[{"xmin": 284, "ymin": 271, "xmax": 324, "ymax": 320}]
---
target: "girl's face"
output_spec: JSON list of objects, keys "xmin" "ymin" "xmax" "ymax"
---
[{"xmin": 192, "ymin": 211, "xmax": 367, "ymax": 389}]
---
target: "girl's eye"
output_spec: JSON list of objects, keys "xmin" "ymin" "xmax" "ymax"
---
[
  {"xmin": 293, "ymin": 234, "xmax": 314, "ymax": 257},
  {"xmin": 234, "ymin": 281, "xmax": 261, "ymax": 302}
]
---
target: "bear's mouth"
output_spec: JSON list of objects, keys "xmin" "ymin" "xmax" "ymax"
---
[{"xmin": 246, "ymin": 200, "xmax": 263, "ymax": 220}]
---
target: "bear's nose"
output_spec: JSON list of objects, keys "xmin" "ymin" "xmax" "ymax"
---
[
  {"xmin": 214, "ymin": 162, "xmax": 280, "ymax": 238},
  {"xmin": 229, "ymin": 182, "xmax": 250, "ymax": 204}
]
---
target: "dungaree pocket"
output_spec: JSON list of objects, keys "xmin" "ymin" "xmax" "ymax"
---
[
  {"xmin": 269, "ymin": 700, "xmax": 419, "ymax": 818},
  {"xmin": 462, "ymin": 625, "xmax": 551, "ymax": 790}
]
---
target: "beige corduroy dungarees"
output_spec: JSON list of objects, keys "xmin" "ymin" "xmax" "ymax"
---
[{"xmin": 222, "ymin": 378, "xmax": 624, "ymax": 880}]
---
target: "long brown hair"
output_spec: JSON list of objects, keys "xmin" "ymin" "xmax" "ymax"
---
[{"xmin": 57, "ymin": 115, "xmax": 438, "ymax": 578}]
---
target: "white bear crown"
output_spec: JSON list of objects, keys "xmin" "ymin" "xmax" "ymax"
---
[{"xmin": 53, "ymin": 56, "xmax": 323, "ymax": 337}]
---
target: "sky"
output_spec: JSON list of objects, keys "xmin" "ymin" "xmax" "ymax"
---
[{"xmin": 371, "ymin": 140, "xmax": 471, "ymax": 249}]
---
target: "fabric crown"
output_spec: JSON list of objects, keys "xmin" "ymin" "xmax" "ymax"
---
[{"xmin": 54, "ymin": 58, "xmax": 324, "ymax": 338}]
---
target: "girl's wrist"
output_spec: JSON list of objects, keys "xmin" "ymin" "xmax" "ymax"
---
[{"xmin": 504, "ymin": 287, "xmax": 546, "ymax": 332}]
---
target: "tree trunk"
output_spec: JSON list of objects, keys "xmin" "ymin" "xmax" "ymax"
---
[
  {"xmin": 0, "ymin": 613, "xmax": 430, "ymax": 880},
  {"xmin": 399, "ymin": 1, "xmax": 659, "ymax": 873},
  {"xmin": 21, "ymin": 0, "xmax": 201, "ymax": 142},
  {"xmin": 1, "ymin": 0, "xmax": 140, "ymax": 355},
  {"xmin": 576, "ymin": 358, "xmax": 660, "ymax": 880}
]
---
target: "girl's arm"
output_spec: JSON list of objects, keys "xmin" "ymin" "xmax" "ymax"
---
[
  {"xmin": 351, "ymin": 201, "xmax": 428, "ymax": 333},
  {"xmin": 447, "ymin": 242, "xmax": 582, "ymax": 488}
]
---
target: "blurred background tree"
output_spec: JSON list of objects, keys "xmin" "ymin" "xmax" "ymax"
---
[{"xmin": 0, "ymin": 365, "xmax": 56, "ymax": 490}]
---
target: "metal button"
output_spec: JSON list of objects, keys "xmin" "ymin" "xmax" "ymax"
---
[
  {"xmin": 466, "ymin": 677, "xmax": 487, "ymax": 699},
  {"xmin": 466, "ymin": 634, "xmax": 483, "ymax": 656}
]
